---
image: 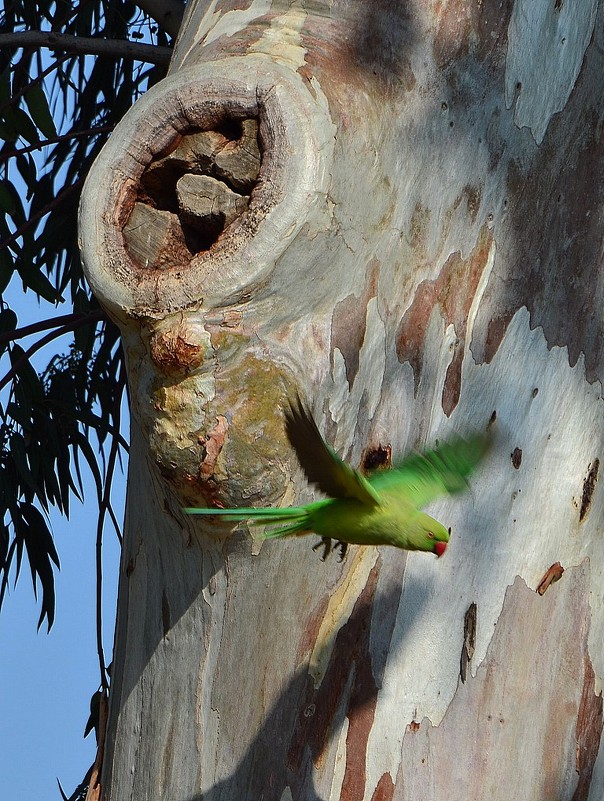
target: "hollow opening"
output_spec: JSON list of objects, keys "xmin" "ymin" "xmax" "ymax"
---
[{"xmin": 122, "ymin": 116, "xmax": 261, "ymax": 271}]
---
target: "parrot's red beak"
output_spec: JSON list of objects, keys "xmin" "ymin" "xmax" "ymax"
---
[{"xmin": 434, "ymin": 541, "xmax": 447, "ymax": 558}]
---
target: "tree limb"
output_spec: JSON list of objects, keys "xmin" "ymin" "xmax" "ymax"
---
[
  {"xmin": 0, "ymin": 310, "xmax": 105, "ymax": 347},
  {"xmin": 0, "ymin": 126, "xmax": 114, "ymax": 164},
  {"xmin": 0, "ymin": 31, "xmax": 172, "ymax": 65}
]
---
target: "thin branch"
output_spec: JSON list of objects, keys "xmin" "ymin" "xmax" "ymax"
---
[
  {"xmin": 135, "ymin": 0, "xmax": 185, "ymax": 39},
  {"xmin": 107, "ymin": 501, "xmax": 123, "ymax": 545},
  {"xmin": 0, "ymin": 309, "xmax": 105, "ymax": 347},
  {"xmin": 0, "ymin": 126, "xmax": 114, "ymax": 163},
  {"xmin": 95, "ymin": 491, "xmax": 108, "ymax": 692},
  {"xmin": 0, "ymin": 31, "xmax": 172, "ymax": 65},
  {"xmin": 83, "ymin": 688, "xmax": 108, "ymax": 801}
]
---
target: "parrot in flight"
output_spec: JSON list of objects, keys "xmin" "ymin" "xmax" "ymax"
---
[{"xmin": 185, "ymin": 398, "xmax": 490, "ymax": 559}]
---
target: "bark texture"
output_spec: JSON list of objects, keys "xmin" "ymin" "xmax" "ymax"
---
[{"xmin": 78, "ymin": 1, "xmax": 604, "ymax": 799}]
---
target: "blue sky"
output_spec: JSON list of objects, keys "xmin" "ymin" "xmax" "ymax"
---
[
  {"xmin": 0, "ymin": 493, "xmax": 123, "ymax": 799},
  {"xmin": 0, "ymin": 284, "xmax": 125, "ymax": 799}
]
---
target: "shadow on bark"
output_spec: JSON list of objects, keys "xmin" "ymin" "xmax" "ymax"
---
[{"xmin": 183, "ymin": 563, "xmax": 433, "ymax": 801}]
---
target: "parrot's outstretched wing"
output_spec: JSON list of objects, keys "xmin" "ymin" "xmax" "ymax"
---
[
  {"xmin": 370, "ymin": 432, "xmax": 490, "ymax": 509},
  {"xmin": 285, "ymin": 397, "xmax": 379, "ymax": 507}
]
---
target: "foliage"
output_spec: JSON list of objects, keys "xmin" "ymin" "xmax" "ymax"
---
[{"xmin": 0, "ymin": 0, "xmax": 171, "ymax": 632}]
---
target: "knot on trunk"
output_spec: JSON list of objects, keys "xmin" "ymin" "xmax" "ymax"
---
[{"xmin": 79, "ymin": 57, "xmax": 334, "ymax": 319}]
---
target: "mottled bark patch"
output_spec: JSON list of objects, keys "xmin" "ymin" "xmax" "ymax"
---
[
  {"xmin": 197, "ymin": 415, "xmax": 228, "ymax": 484},
  {"xmin": 370, "ymin": 771, "xmax": 395, "ymax": 801},
  {"xmin": 434, "ymin": 0, "xmax": 514, "ymax": 68},
  {"xmin": 394, "ymin": 563, "xmax": 599, "ymax": 800},
  {"xmin": 149, "ymin": 322, "xmax": 207, "ymax": 375},
  {"xmin": 331, "ymin": 259, "xmax": 379, "ymax": 387},
  {"xmin": 307, "ymin": 3, "xmax": 417, "ymax": 94},
  {"xmin": 396, "ymin": 225, "xmax": 492, "ymax": 415},
  {"xmin": 287, "ymin": 563, "xmax": 381, "ymax": 775},
  {"xmin": 296, "ymin": 592, "xmax": 332, "ymax": 666},
  {"xmin": 473, "ymin": 36, "xmax": 604, "ymax": 385},
  {"xmin": 572, "ymin": 657, "xmax": 603, "ymax": 800},
  {"xmin": 288, "ymin": 554, "xmax": 405, "ymax": 799}
]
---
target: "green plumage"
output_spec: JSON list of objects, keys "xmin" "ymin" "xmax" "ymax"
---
[{"xmin": 185, "ymin": 398, "xmax": 490, "ymax": 557}]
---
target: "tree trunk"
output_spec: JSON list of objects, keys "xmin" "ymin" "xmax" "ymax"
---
[{"xmin": 79, "ymin": 1, "xmax": 604, "ymax": 798}]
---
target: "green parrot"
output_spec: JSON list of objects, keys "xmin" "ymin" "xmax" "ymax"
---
[{"xmin": 185, "ymin": 398, "xmax": 490, "ymax": 558}]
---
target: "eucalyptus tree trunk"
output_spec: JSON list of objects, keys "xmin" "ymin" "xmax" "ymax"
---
[{"xmin": 79, "ymin": 1, "xmax": 604, "ymax": 799}]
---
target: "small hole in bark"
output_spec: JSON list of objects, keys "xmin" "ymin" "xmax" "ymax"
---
[
  {"xmin": 122, "ymin": 117, "xmax": 262, "ymax": 270},
  {"xmin": 511, "ymin": 447, "xmax": 522, "ymax": 469},
  {"xmin": 362, "ymin": 443, "xmax": 392, "ymax": 472},
  {"xmin": 580, "ymin": 458, "xmax": 599, "ymax": 521}
]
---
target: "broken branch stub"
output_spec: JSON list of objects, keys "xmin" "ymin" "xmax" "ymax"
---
[{"xmin": 79, "ymin": 58, "xmax": 334, "ymax": 321}]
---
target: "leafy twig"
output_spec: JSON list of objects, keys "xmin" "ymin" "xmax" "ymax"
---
[{"xmin": 0, "ymin": 312, "xmax": 104, "ymax": 392}]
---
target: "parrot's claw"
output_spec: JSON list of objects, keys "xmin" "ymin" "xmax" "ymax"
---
[
  {"xmin": 312, "ymin": 537, "xmax": 348, "ymax": 562},
  {"xmin": 313, "ymin": 537, "xmax": 332, "ymax": 560}
]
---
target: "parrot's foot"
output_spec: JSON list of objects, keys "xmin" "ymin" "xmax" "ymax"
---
[
  {"xmin": 335, "ymin": 540, "xmax": 348, "ymax": 561},
  {"xmin": 312, "ymin": 537, "xmax": 348, "ymax": 562}
]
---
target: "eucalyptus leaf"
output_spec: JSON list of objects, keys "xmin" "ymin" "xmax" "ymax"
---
[{"xmin": 23, "ymin": 84, "xmax": 57, "ymax": 139}]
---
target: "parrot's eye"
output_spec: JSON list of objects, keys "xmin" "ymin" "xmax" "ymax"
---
[{"xmin": 426, "ymin": 531, "xmax": 434, "ymax": 539}]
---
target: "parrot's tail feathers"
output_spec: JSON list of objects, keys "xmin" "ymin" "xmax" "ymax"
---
[
  {"xmin": 261, "ymin": 515, "xmax": 310, "ymax": 539},
  {"xmin": 184, "ymin": 506, "xmax": 308, "ymax": 524},
  {"xmin": 184, "ymin": 505, "xmax": 312, "ymax": 538}
]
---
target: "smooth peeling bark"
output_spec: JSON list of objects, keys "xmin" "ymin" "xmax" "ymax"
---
[{"xmin": 78, "ymin": 1, "xmax": 604, "ymax": 799}]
